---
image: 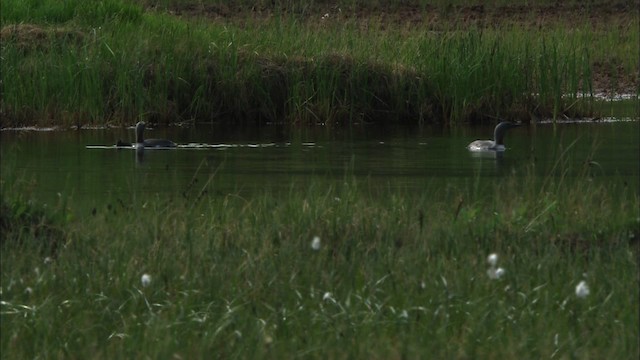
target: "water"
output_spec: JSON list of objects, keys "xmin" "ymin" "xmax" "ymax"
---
[{"xmin": 1, "ymin": 121, "xmax": 638, "ymax": 213}]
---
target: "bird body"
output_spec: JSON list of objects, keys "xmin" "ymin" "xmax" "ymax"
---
[
  {"xmin": 467, "ymin": 140, "xmax": 504, "ymax": 152},
  {"xmin": 467, "ymin": 122, "xmax": 520, "ymax": 152},
  {"xmin": 135, "ymin": 121, "xmax": 177, "ymax": 148}
]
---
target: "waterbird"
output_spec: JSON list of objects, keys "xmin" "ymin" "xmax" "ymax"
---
[
  {"xmin": 115, "ymin": 139, "xmax": 132, "ymax": 147},
  {"xmin": 135, "ymin": 121, "xmax": 177, "ymax": 148},
  {"xmin": 467, "ymin": 121, "xmax": 520, "ymax": 152}
]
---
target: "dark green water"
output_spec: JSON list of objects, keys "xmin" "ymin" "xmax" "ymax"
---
[{"xmin": 1, "ymin": 121, "xmax": 638, "ymax": 213}]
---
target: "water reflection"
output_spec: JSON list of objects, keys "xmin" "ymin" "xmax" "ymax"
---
[
  {"xmin": 469, "ymin": 151, "xmax": 505, "ymax": 160},
  {"xmin": 136, "ymin": 146, "xmax": 144, "ymax": 164}
]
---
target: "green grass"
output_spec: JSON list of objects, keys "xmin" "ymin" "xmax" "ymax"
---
[
  {"xmin": 1, "ymin": 0, "xmax": 638, "ymax": 127},
  {"xmin": 1, "ymin": 162, "xmax": 638, "ymax": 357}
]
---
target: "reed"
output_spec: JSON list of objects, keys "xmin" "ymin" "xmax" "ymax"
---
[
  {"xmin": 1, "ymin": 156, "xmax": 638, "ymax": 357},
  {"xmin": 1, "ymin": 0, "xmax": 637, "ymax": 127}
]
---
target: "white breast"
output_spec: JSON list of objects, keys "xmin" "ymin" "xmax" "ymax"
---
[{"xmin": 467, "ymin": 140, "xmax": 499, "ymax": 152}]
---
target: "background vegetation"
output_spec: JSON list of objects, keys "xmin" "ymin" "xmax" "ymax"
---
[{"xmin": 1, "ymin": 0, "xmax": 638, "ymax": 127}]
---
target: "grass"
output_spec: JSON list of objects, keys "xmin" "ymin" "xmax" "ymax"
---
[
  {"xmin": 1, "ymin": 0, "xmax": 638, "ymax": 127},
  {"xmin": 1, "ymin": 158, "xmax": 638, "ymax": 357}
]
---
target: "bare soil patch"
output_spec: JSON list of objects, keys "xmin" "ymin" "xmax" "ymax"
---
[
  {"xmin": 0, "ymin": 24, "xmax": 85, "ymax": 50},
  {"xmin": 157, "ymin": 1, "xmax": 637, "ymax": 29}
]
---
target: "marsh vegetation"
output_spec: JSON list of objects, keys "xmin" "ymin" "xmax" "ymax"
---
[
  {"xmin": 1, "ymin": 1, "xmax": 638, "ymax": 357},
  {"xmin": 1, "ymin": 0, "xmax": 638, "ymax": 127},
  {"xmin": 2, "ymin": 163, "xmax": 638, "ymax": 357}
]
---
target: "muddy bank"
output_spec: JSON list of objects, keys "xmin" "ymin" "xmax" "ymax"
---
[{"xmin": 161, "ymin": 0, "xmax": 637, "ymax": 29}]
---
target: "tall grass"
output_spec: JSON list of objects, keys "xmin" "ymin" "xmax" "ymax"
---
[
  {"xmin": 1, "ymin": 159, "xmax": 638, "ymax": 357},
  {"xmin": 1, "ymin": 0, "xmax": 638, "ymax": 127}
]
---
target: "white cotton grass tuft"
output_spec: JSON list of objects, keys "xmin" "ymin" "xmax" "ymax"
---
[
  {"xmin": 141, "ymin": 273, "xmax": 152, "ymax": 288},
  {"xmin": 487, "ymin": 253, "xmax": 499, "ymax": 267},
  {"xmin": 486, "ymin": 252, "xmax": 504, "ymax": 280},
  {"xmin": 575, "ymin": 280, "xmax": 590, "ymax": 298},
  {"xmin": 311, "ymin": 236, "xmax": 321, "ymax": 251},
  {"xmin": 487, "ymin": 267, "xmax": 505, "ymax": 280}
]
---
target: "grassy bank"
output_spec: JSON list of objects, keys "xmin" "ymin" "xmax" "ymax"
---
[
  {"xmin": 1, "ymin": 0, "xmax": 638, "ymax": 127},
  {"xmin": 1, "ymin": 161, "xmax": 638, "ymax": 357}
]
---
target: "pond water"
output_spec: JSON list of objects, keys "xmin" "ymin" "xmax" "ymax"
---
[{"xmin": 1, "ymin": 120, "xmax": 638, "ymax": 213}]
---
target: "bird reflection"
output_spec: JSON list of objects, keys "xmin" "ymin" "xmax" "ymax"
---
[{"xmin": 136, "ymin": 146, "xmax": 145, "ymax": 164}]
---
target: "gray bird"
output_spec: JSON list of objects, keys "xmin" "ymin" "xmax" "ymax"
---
[
  {"xmin": 135, "ymin": 121, "xmax": 177, "ymax": 149},
  {"xmin": 467, "ymin": 121, "xmax": 520, "ymax": 152}
]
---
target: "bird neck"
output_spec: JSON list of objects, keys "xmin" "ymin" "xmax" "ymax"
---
[
  {"xmin": 136, "ymin": 125, "xmax": 144, "ymax": 144},
  {"xmin": 494, "ymin": 128, "xmax": 505, "ymax": 145}
]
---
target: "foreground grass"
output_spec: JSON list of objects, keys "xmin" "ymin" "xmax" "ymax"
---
[
  {"xmin": 1, "ymin": 168, "xmax": 638, "ymax": 357},
  {"xmin": 1, "ymin": 0, "xmax": 638, "ymax": 127}
]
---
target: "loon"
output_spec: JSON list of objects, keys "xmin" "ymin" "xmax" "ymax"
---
[
  {"xmin": 135, "ymin": 121, "xmax": 177, "ymax": 149},
  {"xmin": 116, "ymin": 139, "xmax": 132, "ymax": 147},
  {"xmin": 467, "ymin": 121, "xmax": 520, "ymax": 152}
]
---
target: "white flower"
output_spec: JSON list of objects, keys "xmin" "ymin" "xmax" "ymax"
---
[
  {"xmin": 575, "ymin": 280, "xmax": 590, "ymax": 298},
  {"xmin": 487, "ymin": 253, "xmax": 499, "ymax": 267},
  {"xmin": 322, "ymin": 292, "xmax": 334, "ymax": 302},
  {"xmin": 487, "ymin": 267, "xmax": 505, "ymax": 280},
  {"xmin": 311, "ymin": 236, "xmax": 321, "ymax": 251},
  {"xmin": 141, "ymin": 274, "xmax": 152, "ymax": 288}
]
